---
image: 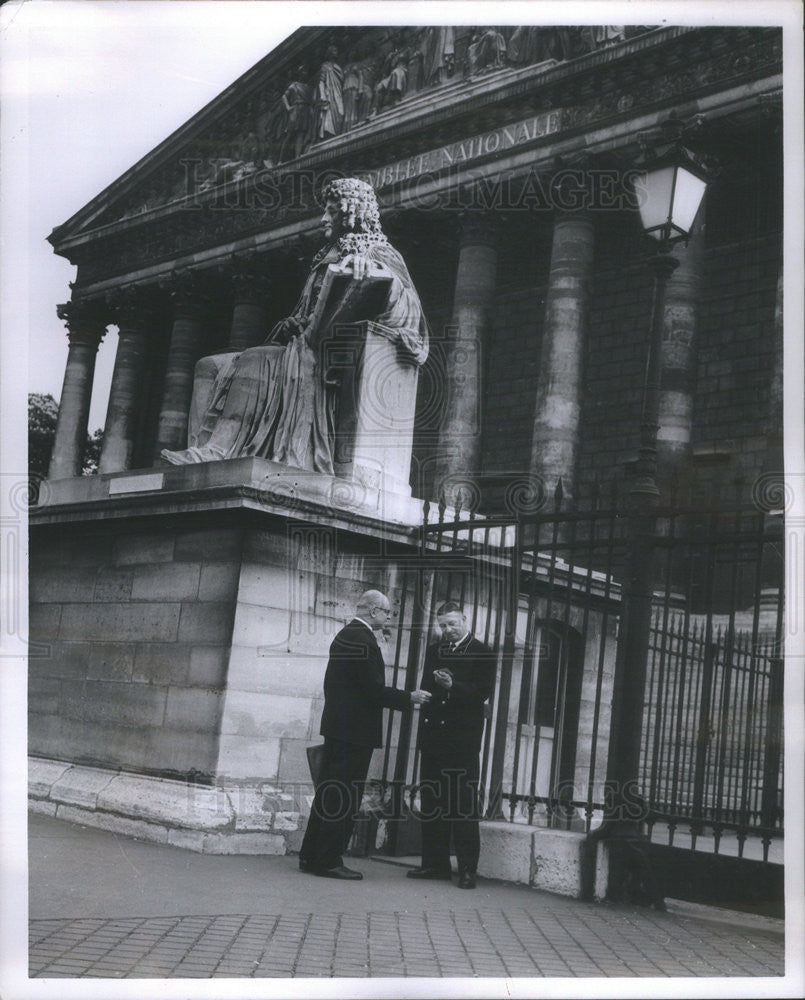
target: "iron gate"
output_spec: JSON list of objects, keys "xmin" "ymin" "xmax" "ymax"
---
[{"xmin": 371, "ymin": 486, "xmax": 784, "ymax": 869}]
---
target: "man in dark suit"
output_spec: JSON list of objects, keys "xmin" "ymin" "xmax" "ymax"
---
[
  {"xmin": 407, "ymin": 601, "xmax": 496, "ymax": 889},
  {"xmin": 299, "ymin": 589, "xmax": 430, "ymax": 880}
]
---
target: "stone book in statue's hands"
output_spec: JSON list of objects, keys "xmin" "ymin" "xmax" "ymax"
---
[{"xmin": 306, "ymin": 262, "xmax": 393, "ymax": 346}]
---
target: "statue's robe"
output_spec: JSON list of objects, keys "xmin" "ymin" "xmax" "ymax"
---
[
  {"xmin": 422, "ymin": 26, "xmax": 455, "ymax": 85},
  {"xmin": 161, "ymin": 240, "xmax": 428, "ymax": 474},
  {"xmin": 507, "ymin": 27, "xmax": 572, "ymax": 64},
  {"xmin": 313, "ymin": 60, "xmax": 345, "ymax": 139}
]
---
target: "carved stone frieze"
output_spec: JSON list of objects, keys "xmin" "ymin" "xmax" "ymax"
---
[
  {"xmin": 64, "ymin": 25, "xmax": 781, "ymax": 290},
  {"xmin": 87, "ymin": 25, "xmax": 666, "ymax": 232}
]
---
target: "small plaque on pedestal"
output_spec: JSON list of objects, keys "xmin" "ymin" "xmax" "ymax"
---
[{"xmin": 109, "ymin": 473, "xmax": 165, "ymax": 495}]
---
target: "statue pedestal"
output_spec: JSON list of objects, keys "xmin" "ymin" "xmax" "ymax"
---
[
  {"xmin": 29, "ymin": 462, "xmax": 427, "ymax": 805},
  {"xmin": 29, "ymin": 465, "xmax": 502, "ymax": 855},
  {"xmin": 37, "ymin": 456, "xmax": 424, "ymax": 524},
  {"xmin": 331, "ymin": 321, "xmax": 420, "ymax": 497}
]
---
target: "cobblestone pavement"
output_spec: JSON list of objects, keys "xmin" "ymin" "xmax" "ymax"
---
[
  {"xmin": 27, "ymin": 813, "xmax": 785, "ymax": 980},
  {"xmin": 30, "ymin": 899, "xmax": 784, "ymax": 979}
]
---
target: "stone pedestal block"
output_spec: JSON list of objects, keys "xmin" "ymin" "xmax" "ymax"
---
[{"xmin": 332, "ymin": 321, "xmax": 421, "ymax": 497}]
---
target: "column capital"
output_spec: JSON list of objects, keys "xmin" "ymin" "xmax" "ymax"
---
[
  {"xmin": 104, "ymin": 284, "xmax": 159, "ymax": 329},
  {"xmin": 164, "ymin": 272, "xmax": 210, "ymax": 318},
  {"xmin": 56, "ymin": 299, "xmax": 107, "ymax": 348},
  {"xmin": 457, "ymin": 211, "xmax": 501, "ymax": 248},
  {"xmin": 226, "ymin": 258, "xmax": 272, "ymax": 306}
]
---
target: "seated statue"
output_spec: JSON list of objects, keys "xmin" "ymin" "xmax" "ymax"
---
[{"xmin": 161, "ymin": 178, "xmax": 429, "ymax": 475}]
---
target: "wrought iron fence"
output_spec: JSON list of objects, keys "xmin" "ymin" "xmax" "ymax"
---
[{"xmin": 375, "ymin": 485, "xmax": 784, "ymax": 861}]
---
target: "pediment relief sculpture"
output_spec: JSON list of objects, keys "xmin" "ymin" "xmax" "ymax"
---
[{"xmin": 91, "ymin": 26, "xmax": 657, "ymax": 228}]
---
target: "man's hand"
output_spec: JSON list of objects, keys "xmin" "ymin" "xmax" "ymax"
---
[
  {"xmin": 433, "ymin": 669, "xmax": 453, "ymax": 690},
  {"xmin": 410, "ymin": 689, "xmax": 432, "ymax": 706},
  {"xmin": 342, "ymin": 253, "xmax": 372, "ymax": 281}
]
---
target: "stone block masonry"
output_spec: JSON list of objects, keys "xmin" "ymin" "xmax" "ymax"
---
[
  {"xmin": 29, "ymin": 516, "xmax": 242, "ymax": 779},
  {"xmin": 29, "ymin": 757, "xmax": 301, "ymax": 855},
  {"xmin": 29, "ymin": 500, "xmax": 428, "ymax": 787}
]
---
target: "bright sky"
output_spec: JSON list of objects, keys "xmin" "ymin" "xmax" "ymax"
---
[{"xmin": 3, "ymin": 0, "xmax": 299, "ymax": 430}]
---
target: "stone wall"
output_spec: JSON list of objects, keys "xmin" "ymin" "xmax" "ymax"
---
[
  {"xmin": 29, "ymin": 506, "xmax": 425, "ymax": 787},
  {"xmin": 29, "ymin": 517, "xmax": 242, "ymax": 779},
  {"xmin": 215, "ymin": 526, "xmax": 401, "ymax": 784}
]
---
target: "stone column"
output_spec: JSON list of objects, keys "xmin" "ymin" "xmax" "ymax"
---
[
  {"xmin": 48, "ymin": 300, "xmax": 107, "ymax": 480},
  {"xmin": 98, "ymin": 288, "xmax": 154, "ymax": 474},
  {"xmin": 437, "ymin": 214, "xmax": 498, "ymax": 506},
  {"xmin": 154, "ymin": 277, "xmax": 208, "ymax": 456},
  {"xmin": 228, "ymin": 266, "xmax": 271, "ymax": 351},
  {"xmin": 529, "ymin": 211, "xmax": 595, "ymax": 501},
  {"xmin": 656, "ymin": 206, "xmax": 706, "ymax": 481}
]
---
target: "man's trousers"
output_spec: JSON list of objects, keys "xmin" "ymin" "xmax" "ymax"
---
[
  {"xmin": 299, "ymin": 738, "xmax": 373, "ymax": 872},
  {"xmin": 417, "ymin": 746, "xmax": 481, "ymax": 875}
]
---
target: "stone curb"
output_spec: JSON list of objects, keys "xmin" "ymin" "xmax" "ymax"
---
[
  {"xmin": 28, "ymin": 756, "xmax": 301, "ymax": 855},
  {"xmin": 30, "ymin": 759, "xmax": 605, "ymax": 893}
]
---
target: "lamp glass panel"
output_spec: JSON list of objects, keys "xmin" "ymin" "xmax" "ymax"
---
[
  {"xmin": 637, "ymin": 165, "xmax": 675, "ymax": 234},
  {"xmin": 670, "ymin": 167, "xmax": 707, "ymax": 236}
]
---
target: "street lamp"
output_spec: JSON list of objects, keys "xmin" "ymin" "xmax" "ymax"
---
[
  {"xmin": 599, "ymin": 140, "xmax": 708, "ymax": 888},
  {"xmin": 636, "ymin": 146, "xmax": 709, "ymax": 247},
  {"xmin": 628, "ymin": 144, "xmax": 709, "ymax": 501}
]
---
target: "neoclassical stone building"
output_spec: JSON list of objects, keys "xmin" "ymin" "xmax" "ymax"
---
[{"xmin": 30, "ymin": 25, "xmax": 783, "ymax": 870}]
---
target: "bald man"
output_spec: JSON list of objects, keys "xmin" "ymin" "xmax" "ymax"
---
[{"xmin": 299, "ymin": 590, "xmax": 431, "ymax": 879}]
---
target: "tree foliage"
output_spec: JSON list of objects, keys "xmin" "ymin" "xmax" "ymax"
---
[
  {"xmin": 28, "ymin": 393, "xmax": 104, "ymax": 490},
  {"xmin": 28, "ymin": 393, "xmax": 59, "ymax": 483}
]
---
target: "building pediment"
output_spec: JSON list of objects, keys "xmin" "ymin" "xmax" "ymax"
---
[
  {"xmin": 49, "ymin": 27, "xmax": 661, "ymax": 247},
  {"xmin": 48, "ymin": 23, "xmax": 782, "ymax": 296}
]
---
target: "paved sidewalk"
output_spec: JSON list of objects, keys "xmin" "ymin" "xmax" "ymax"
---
[{"xmin": 28, "ymin": 813, "xmax": 784, "ymax": 980}]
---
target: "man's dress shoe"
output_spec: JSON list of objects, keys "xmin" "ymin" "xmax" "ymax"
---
[
  {"xmin": 406, "ymin": 866, "xmax": 453, "ymax": 880},
  {"xmin": 314, "ymin": 865, "xmax": 363, "ymax": 880},
  {"xmin": 457, "ymin": 870, "xmax": 476, "ymax": 889}
]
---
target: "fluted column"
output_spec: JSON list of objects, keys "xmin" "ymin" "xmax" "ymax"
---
[
  {"xmin": 99, "ymin": 288, "xmax": 154, "ymax": 474},
  {"xmin": 154, "ymin": 277, "xmax": 208, "ymax": 456},
  {"xmin": 529, "ymin": 211, "xmax": 595, "ymax": 500},
  {"xmin": 437, "ymin": 214, "xmax": 498, "ymax": 505},
  {"xmin": 656, "ymin": 206, "xmax": 706, "ymax": 481},
  {"xmin": 48, "ymin": 300, "xmax": 107, "ymax": 480},
  {"xmin": 228, "ymin": 265, "xmax": 271, "ymax": 351}
]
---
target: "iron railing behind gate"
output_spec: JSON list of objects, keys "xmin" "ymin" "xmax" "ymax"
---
[{"xmin": 376, "ymin": 485, "xmax": 784, "ymax": 860}]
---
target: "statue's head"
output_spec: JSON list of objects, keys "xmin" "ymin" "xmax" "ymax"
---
[{"xmin": 319, "ymin": 177, "xmax": 382, "ymax": 239}]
